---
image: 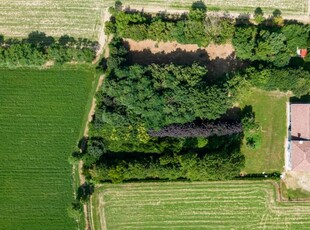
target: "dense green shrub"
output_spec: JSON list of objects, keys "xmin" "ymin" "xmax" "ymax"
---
[
  {"xmin": 90, "ymin": 135, "xmax": 244, "ymax": 183},
  {"xmin": 246, "ymin": 67, "xmax": 310, "ymax": 97},
  {"xmin": 107, "ymin": 5, "xmax": 233, "ymax": 46},
  {"xmin": 233, "ymin": 26, "xmax": 291, "ymax": 67}
]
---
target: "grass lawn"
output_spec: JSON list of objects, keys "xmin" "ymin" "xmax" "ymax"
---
[
  {"xmin": 240, "ymin": 89, "xmax": 288, "ymax": 174},
  {"xmin": 0, "ymin": 66, "xmax": 96, "ymax": 229},
  {"xmin": 91, "ymin": 181, "xmax": 310, "ymax": 229}
]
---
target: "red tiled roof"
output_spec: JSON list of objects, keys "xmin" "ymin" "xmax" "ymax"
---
[
  {"xmin": 290, "ymin": 104, "xmax": 310, "ymax": 172},
  {"xmin": 291, "ymin": 141, "xmax": 310, "ymax": 172},
  {"xmin": 291, "ymin": 104, "xmax": 310, "ymax": 140},
  {"xmin": 301, "ymin": 49, "xmax": 308, "ymax": 58}
]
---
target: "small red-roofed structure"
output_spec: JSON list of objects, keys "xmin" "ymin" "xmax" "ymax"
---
[
  {"xmin": 301, "ymin": 49, "xmax": 308, "ymax": 58},
  {"xmin": 297, "ymin": 48, "xmax": 308, "ymax": 59}
]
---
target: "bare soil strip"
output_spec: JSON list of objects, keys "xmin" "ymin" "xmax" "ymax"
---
[{"xmin": 125, "ymin": 38, "xmax": 234, "ymax": 60}]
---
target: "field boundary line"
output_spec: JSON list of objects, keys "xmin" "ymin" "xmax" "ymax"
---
[
  {"xmin": 79, "ymin": 74, "xmax": 105, "ymax": 230},
  {"xmin": 99, "ymin": 195, "xmax": 107, "ymax": 230},
  {"xmin": 122, "ymin": 6, "xmax": 310, "ymax": 23}
]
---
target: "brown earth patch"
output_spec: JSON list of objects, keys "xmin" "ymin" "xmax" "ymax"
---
[
  {"xmin": 124, "ymin": 39, "xmax": 247, "ymax": 78},
  {"xmin": 283, "ymin": 171, "xmax": 310, "ymax": 192}
]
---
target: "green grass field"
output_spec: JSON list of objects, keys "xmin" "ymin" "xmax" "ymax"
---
[
  {"xmin": 0, "ymin": 0, "xmax": 307, "ymax": 39},
  {"xmin": 0, "ymin": 66, "xmax": 96, "ymax": 229},
  {"xmin": 91, "ymin": 181, "xmax": 310, "ymax": 230},
  {"xmin": 240, "ymin": 89, "xmax": 288, "ymax": 174}
]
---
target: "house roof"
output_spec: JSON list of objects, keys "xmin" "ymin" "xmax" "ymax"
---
[
  {"xmin": 291, "ymin": 104, "xmax": 310, "ymax": 140},
  {"xmin": 290, "ymin": 104, "xmax": 310, "ymax": 172},
  {"xmin": 291, "ymin": 141, "xmax": 310, "ymax": 172},
  {"xmin": 301, "ymin": 49, "xmax": 308, "ymax": 58}
]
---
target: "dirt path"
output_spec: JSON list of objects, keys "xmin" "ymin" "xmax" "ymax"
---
[
  {"xmin": 93, "ymin": 8, "xmax": 111, "ymax": 64},
  {"xmin": 98, "ymin": 196, "xmax": 107, "ymax": 230},
  {"xmin": 78, "ymin": 75, "xmax": 104, "ymax": 230},
  {"xmin": 124, "ymin": 6, "xmax": 310, "ymax": 23}
]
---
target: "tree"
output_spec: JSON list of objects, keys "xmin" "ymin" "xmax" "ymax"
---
[
  {"xmin": 115, "ymin": 0, "xmax": 123, "ymax": 12},
  {"xmin": 254, "ymin": 30, "xmax": 290, "ymax": 67},
  {"xmin": 67, "ymin": 200, "xmax": 82, "ymax": 220},
  {"xmin": 282, "ymin": 24, "xmax": 309, "ymax": 53},
  {"xmin": 254, "ymin": 7, "xmax": 264, "ymax": 24},
  {"xmin": 273, "ymin": 9, "xmax": 282, "ymax": 17},
  {"xmin": 233, "ymin": 25, "xmax": 257, "ymax": 60},
  {"xmin": 272, "ymin": 9, "xmax": 284, "ymax": 26}
]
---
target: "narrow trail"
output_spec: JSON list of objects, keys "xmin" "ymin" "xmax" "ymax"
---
[
  {"xmin": 79, "ymin": 75, "xmax": 104, "ymax": 230},
  {"xmin": 93, "ymin": 8, "xmax": 111, "ymax": 64},
  {"xmin": 78, "ymin": 6, "xmax": 110, "ymax": 230}
]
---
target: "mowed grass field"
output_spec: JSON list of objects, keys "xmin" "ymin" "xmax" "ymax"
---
[
  {"xmin": 92, "ymin": 181, "xmax": 310, "ymax": 230},
  {"xmin": 240, "ymin": 89, "xmax": 288, "ymax": 174},
  {"xmin": 0, "ymin": 67, "xmax": 96, "ymax": 229},
  {"xmin": 0, "ymin": 0, "xmax": 307, "ymax": 39},
  {"xmin": 0, "ymin": 0, "xmax": 106, "ymax": 39}
]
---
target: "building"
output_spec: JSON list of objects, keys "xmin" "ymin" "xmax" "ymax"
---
[{"xmin": 287, "ymin": 104, "xmax": 310, "ymax": 172}]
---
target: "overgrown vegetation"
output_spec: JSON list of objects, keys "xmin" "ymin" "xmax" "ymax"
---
[{"xmin": 83, "ymin": 36, "xmax": 245, "ymax": 183}]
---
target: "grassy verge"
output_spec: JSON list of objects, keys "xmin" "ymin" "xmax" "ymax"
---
[
  {"xmin": 0, "ymin": 66, "xmax": 95, "ymax": 229},
  {"xmin": 240, "ymin": 89, "xmax": 288, "ymax": 174}
]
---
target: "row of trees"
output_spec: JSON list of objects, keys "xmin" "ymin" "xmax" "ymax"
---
[
  {"xmin": 105, "ymin": 3, "xmax": 234, "ymax": 46},
  {"xmin": 0, "ymin": 31, "xmax": 97, "ymax": 66},
  {"xmin": 89, "ymin": 134, "xmax": 244, "ymax": 183}
]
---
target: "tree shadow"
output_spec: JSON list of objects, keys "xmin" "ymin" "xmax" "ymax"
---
[
  {"xmin": 191, "ymin": 1, "xmax": 207, "ymax": 12},
  {"xmin": 235, "ymin": 13, "xmax": 252, "ymax": 25},
  {"xmin": 219, "ymin": 107, "xmax": 242, "ymax": 122},
  {"xmin": 26, "ymin": 31, "xmax": 55, "ymax": 47},
  {"xmin": 290, "ymin": 95, "xmax": 310, "ymax": 103}
]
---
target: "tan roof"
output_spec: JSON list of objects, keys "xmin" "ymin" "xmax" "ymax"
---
[
  {"xmin": 291, "ymin": 141, "xmax": 310, "ymax": 172},
  {"xmin": 291, "ymin": 104, "xmax": 310, "ymax": 140}
]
